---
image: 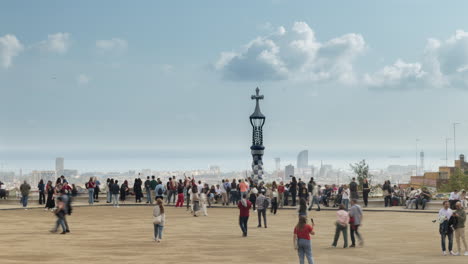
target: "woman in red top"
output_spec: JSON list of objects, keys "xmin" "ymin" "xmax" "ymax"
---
[
  {"xmin": 238, "ymin": 193, "xmax": 252, "ymax": 237},
  {"xmin": 293, "ymin": 216, "xmax": 315, "ymax": 264},
  {"xmin": 86, "ymin": 177, "xmax": 96, "ymax": 205}
]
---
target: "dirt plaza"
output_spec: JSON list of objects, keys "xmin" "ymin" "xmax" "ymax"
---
[{"xmin": 0, "ymin": 205, "xmax": 467, "ymax": 264}]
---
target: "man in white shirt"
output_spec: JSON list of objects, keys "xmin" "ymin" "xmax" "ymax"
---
[
  {"xmin": 449, "ymin": 190, "xmax": 460, "ymax": 209},
  {"xmin": 439, "ymin": 201, "xmax": 455, "ymax": 256},
  {"xmin": 405, "ymin": 188, "xmax": 418, "ymax": 209}
]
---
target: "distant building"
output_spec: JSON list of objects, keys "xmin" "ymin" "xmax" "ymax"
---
[
  {"xmin": 31, "ymin": 170, "xmax": 56, "ymax": 186},
  {"xmin": 297, "ymin": 150, "xmax": 308, "ymax": 169},
  {"xmin": 285, "ymin": 164, "xmax": 294, "ymax": 178},
  {"xmin": 275, "ymin": 158, "xmax": 281, "ymax": 171},
  {"xmin": 56, "ymin": 157, "xmax": 64, "ymax": 177},
  {"xmin": 410, "ymin": 154, "xmax": 468, "ymax": 189}
]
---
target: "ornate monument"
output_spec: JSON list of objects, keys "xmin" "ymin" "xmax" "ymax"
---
[{"xmin": 249, "ymin": 87, "xmax": 265, "ymax": 183}]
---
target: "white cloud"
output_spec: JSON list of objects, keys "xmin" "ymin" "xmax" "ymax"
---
[
  {"xmin": 96, "ymin": 38, "xmax": 127, "ymax": 52},
  {"xmin": 161, "ymin": 64, "xmax": 174, "ymax": 73},
  {"xmin": 364, "ymin": 59, "xmax": 426, "ymax": 89},
  {"xmin": 367, "ymin": 30, "xmax": 468, "ymax": 89},
  {"xmin": 0, "ymin": 34, "xmax": 23, "ymax": 68},
  {"xmin": 215, "ymin": 21, "xmax": 365, "ymax": 84},
  {"xmin": 40, "ymin": 33, "xmax": 71, "ymax": 54},
  {"xmin": 77, "ymin": 74, "xmax": 90, "ymax": 85}
]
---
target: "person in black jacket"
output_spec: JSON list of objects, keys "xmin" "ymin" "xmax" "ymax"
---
[
  {"xmin": 362, "ymin": 178, "xmax": 370, "ymax": 207},
  {"xmin": 111, "ymin": 180, "xmax": 120, "ymax": 207},
  {"xmin": 144, "ymin": 176, "xmax": 151, "ymax": 204},
  {"xmin": 290, "ymin": 176, "xmax": 298, "ymax": 207}
]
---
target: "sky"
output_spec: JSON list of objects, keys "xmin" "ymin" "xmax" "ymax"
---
[{"xmin": 2, "ymin": 0, "xmax": 468, "ymax": 172}]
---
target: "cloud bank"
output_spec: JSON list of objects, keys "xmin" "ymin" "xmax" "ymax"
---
[
  {"xmin": 0, "ymin": 34, "xmax": 23, "ymax": 68},
  {"xmin": 40, "ymin": 32, "xmax": 71, "ymax": 54},
  {"xmin": 96, "ymin": 38, "xmax": 127, "ymax": 52}
]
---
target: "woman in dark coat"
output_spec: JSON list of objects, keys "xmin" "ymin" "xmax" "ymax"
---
[
  {"xmin": 120, "ymin": 180, "xmax": 128, "ymax": 203},
  {"xmin": 45, "ymin": 181, "xmax": 55, "ymax": 210},
  {"xmin": 134, "ymin": 178, "xmax": 143, "ymax": 203}
]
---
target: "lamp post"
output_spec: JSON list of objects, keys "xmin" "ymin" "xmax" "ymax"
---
[
  {"xmin": 249, "ymin": 87, "xmax": 266, "ymax": 183},
  {"xmin": 445, "ymin": 137, "xmax": 452, "ymax": 167}
]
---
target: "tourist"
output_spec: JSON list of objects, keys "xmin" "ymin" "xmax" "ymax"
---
[
  {"xmin": 106, "ymin": 178, "xmax": 112, "ymax": 203},
  {"xmin": 439, "ymin": 200, "xmax": 455, "ymax": 255},
  {"xmin": 449, "ymin": 189, "xmax": 460, "ymax": 210},
  {"xmin": 231, "ymin": 179, "xmax": 239, "ymax": 205},
  {"xmin": 307, "ymin": 178, "xmax": 314, "ymax": 206},
  {"xmin": 349, "ymin": 177, "xmax": 358, "ymax": 200},
  {"xmin": 144, "ymin": 176, "xmax": 151, "ymax": 204},
  {"xmin": 120, "ymin": 180, "xmax": 129, "ymax": 203},
  {"xmin": 417, "ymin": 188, "xmax": 431, "ymax": 210},
  {"xmin": 38, "ymin": 179, "xmax": 45, "ymax": 205},
  {"xmin": 219, "ymin": 179, "xmax": 228, "ymax": 206},
  {"xmin": 166, "ymin": 177, "xmax": 177, "ymax": 205},
  {"xmin": 111, "ymin": 180, "xmax": 120, "ymax": 208},
  {"xmin": 50, "ymin": 196, "xmax": 67, "ymax": 234},
  {"xmin": 405, "ymin": 188, "xmax": 418, "ymax": 209},
  {"xmin": 0, "ymin": 181, "xmax": 6, "ymax": 199},
  {"xmin": 200, "ymin": 184, "xmax": 209, "ymax": 216},
  {"xmin": 256, "ymin": 190, "xmax": 269, "ymax": 228},
  {"xmin": 278, "ymin": 181, "xmax": 285, "ymax": 208},
  {"xmin": 85, "ymin": 177, "xmax": 95, "ymax": 205},
  {"xmin": 382, "ymin": 180, "xmax": 392, "ymax": 207},
  {"xmin": 45, "ymin": 181, "xmax": 55, "ymax": 211},
  {"xmin": 238, "ymin": 194, "xmax": 252, "ymax": 237},
  {"xmin": 94, "ymin": 177, "xmax": 100, "ymax": 202},
  {"xmin": 332, "ymin": 204, "xmax": 349, "ymax": 248},
  {"xmin": 293, "ymin": 216, "xmax": 315, "ymax": 264},
  {"xmin": 185, "ymin": 180, "xmax": 192, "ymax": 210},
  {"xmin": 239, "ymin": 179, "xmax": 248, "ymax": 200},
  {"xmin": 19, "ymin": 180, "xmax": 31, "ymax": 209},
  {"xmin": 284, "ymin": 183, "xmax": 290, "ymax": 206},
  {"xmin": 191, "ymin": 186, "xmax": 200, "ymax": 217},
  {"xmin": 341, "ymin": 185, "xmax": 350, "ymax": 210},
  {"xmin": 290, "ymin": 176, "xmax": 298, "ymax": 207},
  {"xmin": 453, "ymin": 201, "xmax": 468, "ymax": 256},
  {"xmin": 134, "ymin": 178, "xmax": 143, "ymax": 203},
  {"xmin": 349, "ymin": 199, "xmax": 363, "ymax": 247},
  {"xmin": 152, "ymin": 198, "xmax": 166, "ymax": 243},
  {"xmin": 155, "ymin": 179, "xmax": 165, "ymax": 200},
  {"xmin": 60, "ymin": 190, "xmax": 71, "ymax": 233},
  {"xmin": 270, "ymin": 186, "xmax": 278, "ymax": 215},
  {"xmin": 249, "ymin": 185, "xmax": 258, "ymax": 212},
  {"xmin": 71, "ymin": 184, "xmax": 78, "ymax": 197},
  {"xmin": 297, "ymin": 198, "xmax": 308, "ymax": 218},
  {"xmin": 362, "ymin": 178, "xmax": 370, "ymax": 207},
  {"xmin": 461, "ymin": 190, "xmax": 467, "ymax": 209},
  {"xmin": 175, "ymin": 179, "xmax": 184, "ymax": 207},
  {"xmin": 308, "ymin": 184, "xmax": 321, "ymax": 211},
  {"xmin": 150, "ymin": 176, "xmax": 158, "ymax": 204}
]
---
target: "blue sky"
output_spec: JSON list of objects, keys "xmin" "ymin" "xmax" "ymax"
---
[{"xmin": 2, "ymin": 1, "xmax": 468, "ymax": 171}]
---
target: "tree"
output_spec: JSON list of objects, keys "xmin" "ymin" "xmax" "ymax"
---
[
  {"xmin": 440, "ymin": 168, "xmax": 468, "ymax": 192},
  {"xmin": 350, "ymin": 159, "xmax": 373, "ymax": 190}
]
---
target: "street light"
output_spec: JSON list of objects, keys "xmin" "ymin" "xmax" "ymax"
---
[
  {"xmin": 415, "ymin": 139, "xmax": 419, "ymax": 176},
  {"xmin": 250, "ymin": 87, "xmax": 266, "ymax": 183}
]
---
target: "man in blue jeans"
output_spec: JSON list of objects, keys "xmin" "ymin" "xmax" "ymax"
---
[{"xmin": 19, "ymin": 180, "xmax": 31, "ymax": 209}]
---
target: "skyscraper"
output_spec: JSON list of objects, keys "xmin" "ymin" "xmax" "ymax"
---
[
  {"xmin": 56, "ymin": 157, "xmax": 64, "ymax": 177},
  {"xmin": 275, "ymin": 158, "xmax": 281, "ymax": 171},
  {"xmin": 285, "ymin": 164, "xmax": 294, "ymax": 178},
  {"xmin": 297, "ymin": 150, "xmax": 308, "ymax": 169}
]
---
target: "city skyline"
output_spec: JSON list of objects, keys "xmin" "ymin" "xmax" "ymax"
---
[{"xmin": 3, "ymin": 1, "xmax": 468, "ymax": 172}]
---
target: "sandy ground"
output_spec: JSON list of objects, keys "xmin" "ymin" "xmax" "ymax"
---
[{"xmin": 0, "ymin": 206, "xmax": 467, "ymax": 264}]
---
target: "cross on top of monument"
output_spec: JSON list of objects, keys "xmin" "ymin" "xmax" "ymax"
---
[{"xmin": 251, "ymin": 87, "xmax": 264, "ymax": 103}]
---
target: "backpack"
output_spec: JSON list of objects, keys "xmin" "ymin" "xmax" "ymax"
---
[
  {"xmin": 263, "ymin": 197, "xmax": 270, "ymax": 208},
  {"xmin": 85, "ymin": 182, "xmax": 89, "ymax": 189},
  {"xmin": 157, "ymin": 187, "xmax": 164, "ymax": 196}
]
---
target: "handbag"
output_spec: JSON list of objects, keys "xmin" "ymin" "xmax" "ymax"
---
[{"xmin": 153, "ymin": 215, "xmax": 162, "ymax": 225}]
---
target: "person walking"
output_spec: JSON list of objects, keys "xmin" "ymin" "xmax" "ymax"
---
[
  {"xmin": 86, "ymin": 177, "xmax": 95, "ymax": 205},
  {"xmin": 19, "ymin": 180, "xmax": 31, "ymax": 209},
  {"xmin": 453, "ymin": 201, "xmax": 468, "ymax": 256},
  {"xmin": 439, "ymin": 201, "xmax": 456, "ymax": 256},
  {"xmin": 38, "ymin": 179, "xmax": 45, "ymax": 205},
  {"xmin": 111, "ymin": 180, "xmax": 120, "ymax": 208},
  {"xmin": 270, "ymin": 187, "xmax": 278, "ymax": 215},
  {"xmin": 362, "ymin": 178, "xmax": 370, "ymax": 207},
  {"xmin": 256, "ymin": 190, "xmax": 269, "ymax": 228},
  {"xmin": 293, "ymin": 216, "xmax": 315, "ymax": 264},
  {"xmin": 308, "ymin": 184, "xmax": 321, "ymax": 212},
  {"xmin": 50, "ymin": 196, "xmax": 67, "ymax": 234},
  {"xmin": 332, "ymin": 204, "xmax": 349, "ymax": 248},
  {"xmin": 349, "ymin": 199, "xmax": 364, "ymax": 247},
  {"xmin": 153, "ymin": 198, "xmax": 166, "ymax": 243},
  {"xmin": 191, "ymin": 186, "xmax": 200, "ymax": 217},
  {"xmin": 238, "ymin": 194, "xmax": 252, "ymax": 237}
]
